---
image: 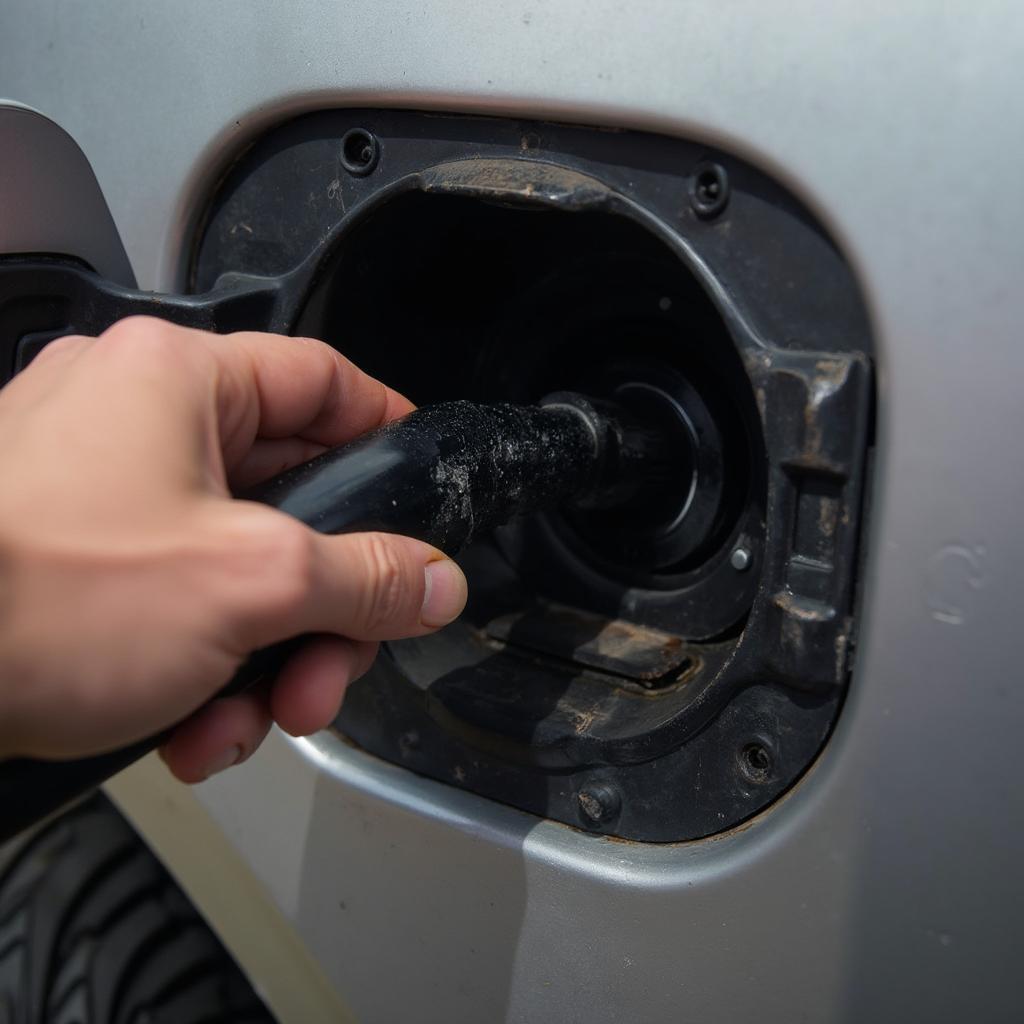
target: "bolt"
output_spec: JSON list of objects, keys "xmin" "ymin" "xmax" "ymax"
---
[
  {"xmin": 340, "ymin": 128, "xmax": 380, "ymax": 176},
  {"xmin": 577, "ymin": 783, "xmax": 621, "ymax": 825},
  {"xmin": 739, "ymin": 742, "xmax": 773, "ymax": 783},
  {"xmin": 730, "ymin": 545, "xmax": 752, "ymax": 571},
  {"xmin": 689, "ymin": 161, "xmax": 730, "ymax": 219}
]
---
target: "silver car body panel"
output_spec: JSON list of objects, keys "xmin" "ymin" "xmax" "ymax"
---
[{"xmin": 2, "ymin": 2, "xmax": 1022, "ymax": 1020}]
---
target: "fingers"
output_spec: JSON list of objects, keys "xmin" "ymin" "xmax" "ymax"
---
[
  {"xmin": 229, "ymin": 437, "xmax": 329, "ymax": 489},
  {"xmin": 159, "ymin": 692, "xmax": 273, "ymax": 784},
  {"xmin": 0, "ymin": 335, "xmax": 93, "ymax": 407},
  {"xmin": 198, "ymin": 329, "xmax": 415, "ymax": 469},
  {"xmin": 269, "ymin": 635, "xmax": 378, "ymax": 736},
  {"xmin": 159, "ymin": 636, "xmax": 377, "ymax": 784},
  {"xmin": 69, "ymin": 317, "xmax": 414, "ymax": 474},
  {"xmin": 26, "ymin": 333, "xmax": 93, "ymax": 370},
  {"xmin": 28, "ymin": 319, "xmax": 416, "ymax": 470}
]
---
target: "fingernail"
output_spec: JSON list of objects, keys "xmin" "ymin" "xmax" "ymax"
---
[
  {"xmin": 203, "ymin": 744, "xmax": 243, "ymax": 779},
  {"xmin": 421, "ymin": 559, "xmax": 468, "ymax": 627}
]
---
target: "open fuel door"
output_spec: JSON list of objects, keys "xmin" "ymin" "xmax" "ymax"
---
[
  {"xmin": 0, "ymin": 104, "xmax": 134, "ymax": 285},
  {"xmin": 0, "ymin": 103, "xmax": 293, "ymax": 385}
]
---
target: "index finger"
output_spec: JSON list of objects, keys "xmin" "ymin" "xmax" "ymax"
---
[{"xmin": 202, "ymin": 329, "xmax": 414, "ymax": 468}]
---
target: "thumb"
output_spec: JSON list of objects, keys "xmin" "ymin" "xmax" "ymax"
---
[
  {"xmin": 211, "ymin": 504, "xmax": 469, "ymax": 648},
  {"xmin": 298, "ymin": 529, "xmax": 468, "ymax": 642}
]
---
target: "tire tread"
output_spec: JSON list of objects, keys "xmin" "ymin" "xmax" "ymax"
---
[{"xmin": 0, "ymin": 795, "xmax": 274, "ymax": 1024}]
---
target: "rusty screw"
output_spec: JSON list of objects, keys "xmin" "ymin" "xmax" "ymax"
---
[
  {"xmin": 577, "ymin": 783, "xmax": 621, "ymax": 825},
  {"xmin": 739, "ymin": 742, "xmax": 773, "ymax": 783}
]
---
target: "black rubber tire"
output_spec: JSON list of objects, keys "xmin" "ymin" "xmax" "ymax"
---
[{"xmin": 0, "ymin": 793, "xmax": 275, "ymax": 1024}]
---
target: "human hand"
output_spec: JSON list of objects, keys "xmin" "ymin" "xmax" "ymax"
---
[{"xmin": 0, "ymin": 317, "xmax": 467, "ymax": 782}]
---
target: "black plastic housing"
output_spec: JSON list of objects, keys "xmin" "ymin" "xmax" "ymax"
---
[{"xmin": 188, "ymin": 110, "xmax": 873, "ymax": 841}]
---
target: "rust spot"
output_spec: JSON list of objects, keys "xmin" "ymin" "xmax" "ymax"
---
[
  {"xmin": 813, "ymin": 358, "xmax": 850, "ymax": 393},
  {"xmin": 799, "ymin": 360, "xmax": 851, "ymax": 459},
  {"xmin": 486, "ymin": 602, "xmax": 695, "ymax": 687},
  {"xmin": 571, "ymin": 708, "xmax": 599, "ymax": 735},
  {"xmin": 420, "ymin": 158, "xmax": 611, "ymax": 210},
  {"xmin": 773, "ymin": 589, "xmax": 835, "ymax": 623},
  {"xmin": 818, "ymin": 494, "xmax": 837, "ymax": 538}
]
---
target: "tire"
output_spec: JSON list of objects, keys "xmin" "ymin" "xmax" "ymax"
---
[{"xmin": 0, "ymin": 793, "xmax": 275, "ymax": 1024}]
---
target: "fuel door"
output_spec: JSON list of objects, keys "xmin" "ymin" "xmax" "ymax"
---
[
  {"xmin": 0, "ymin": 103, "xmax": 134, "ymax": 285},
  {"xmin": 0, "ymin": 103, "xmax": 300, "ymax": 380}
]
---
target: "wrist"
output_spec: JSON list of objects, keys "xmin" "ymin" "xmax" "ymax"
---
[
  {"xmin": 0, "ymin": 528, "xmax": 21, "ymax": 758},
  {"xmin": 0, "ymin": 526, "xmax": 44, "ymax": 760}
]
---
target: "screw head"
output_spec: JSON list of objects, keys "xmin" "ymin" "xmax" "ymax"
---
[
  {"xmin": 730, "ymin": 546, "xmax": 752, "ymax": 571},
  {"xmin": 689, "ymin": 161, "xmax": 730, "ymax": 219},
  {"xmin": 577, "ymin": 783, "xmax": 621, "ymax": 825},
  {"xmin": 739, "ymin": 742, "xmax": 773, "ymax": 783},
  {"xmin": 340, "ymin": 128, "xmax": 380, "ymax": 176}
]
